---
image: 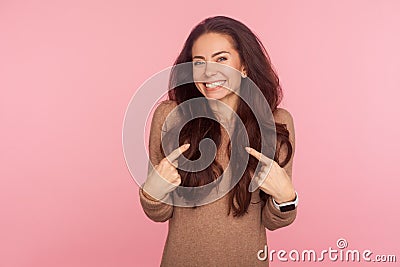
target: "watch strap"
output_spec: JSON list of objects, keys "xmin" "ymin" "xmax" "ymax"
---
[{"xmin": 272, "ymin": 191, "xmax": 298, "ymax": 212}]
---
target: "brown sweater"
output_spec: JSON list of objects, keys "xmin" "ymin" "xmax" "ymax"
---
[{"xmin": 139, "ymin": 100, "xmax": 297, "ymax": 267}]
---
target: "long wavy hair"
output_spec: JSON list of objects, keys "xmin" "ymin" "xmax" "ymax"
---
[{"xmin": 162, "ymin": 16, "xmax": 293, "ymax": 217}]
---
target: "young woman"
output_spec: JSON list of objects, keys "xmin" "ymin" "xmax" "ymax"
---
[{"xmin": 139, "ymin": 15, "xmax": 298, "ymax": 266}]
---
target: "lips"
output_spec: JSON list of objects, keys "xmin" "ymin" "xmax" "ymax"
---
[{"xmin": 204, "ymin": 80, "xmax": 226, "ymax": 91}]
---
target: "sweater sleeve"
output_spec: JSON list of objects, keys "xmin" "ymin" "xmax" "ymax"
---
[
  {"xmin": 261, "ymin": 195, "xmax": 297, "ymax": 231},
  {"xmin": 261, "ymin": 108, "xmax": 298, "ymax": 231},
  {"xmin": 139, "ymin": 186, "xmax": 174, "ymax": 222},
  {"xmin": 138, "ymin": 100, "xmax": 178, "ymax": 222}
]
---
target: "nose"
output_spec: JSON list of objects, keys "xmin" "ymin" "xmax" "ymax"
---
[{"xmin": 204, "ymin": 61, "xmax": 218, "ymax": 77}]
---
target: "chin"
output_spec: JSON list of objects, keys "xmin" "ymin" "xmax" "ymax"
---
[{"xmin": 205, "ymin": 92, "xmax": 231, "ymax": 101}]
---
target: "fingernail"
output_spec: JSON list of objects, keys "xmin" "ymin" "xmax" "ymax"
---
[
  {"xmin": 245, "ymin": 147, "xmax": 250, "ymax": 152},
  {"xmin": 184, "ymin": 144, "xmax": 190, "ymax": 148}
]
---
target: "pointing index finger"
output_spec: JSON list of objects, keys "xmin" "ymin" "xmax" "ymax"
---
[
  {"xmin": 166, "ymin": 143, "xmax": 190, "ymax": 163},
  {"xmin": 245, "ymin": 146, "xmax": 274, "ymax": 192},
  {"xmin": 245, "ymin": 147, "xmax": 272, "ymax": 165}
]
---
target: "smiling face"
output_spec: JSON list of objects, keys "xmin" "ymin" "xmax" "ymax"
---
[{"xmin": 191, "ymin": 32, "xmax": 246, "ymax": 110}]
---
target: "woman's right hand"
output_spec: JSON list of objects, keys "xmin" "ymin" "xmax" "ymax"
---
[{"xmin": 142, "ymin": 143, "xmax": 190, "ymax": 201}]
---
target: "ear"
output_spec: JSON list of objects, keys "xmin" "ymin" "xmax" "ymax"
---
[{"xmin": 241, "ymin": 66, "xmax": 247, "ymax": 78}]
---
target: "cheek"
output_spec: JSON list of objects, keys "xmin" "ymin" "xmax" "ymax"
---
[
  {"xmin": 224, "ymin": 70, "xmax": 242, "ymax": 89},
  {"xmin": 192, "ymin": 68, "xmax": 204, "ymax": 82},
  {"xmin": 225, "ymin": 67, "xmax": 241, "ymax": 79}
]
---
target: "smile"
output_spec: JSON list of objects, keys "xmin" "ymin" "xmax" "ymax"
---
[{"xmin": 204, "ymin": 80, "xmax": 226, "ymax": 90}]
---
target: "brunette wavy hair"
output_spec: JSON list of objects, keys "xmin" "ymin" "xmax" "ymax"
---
[{"xmin": 162, "ymin": 15, "xmax": 293, "ymax": 217}]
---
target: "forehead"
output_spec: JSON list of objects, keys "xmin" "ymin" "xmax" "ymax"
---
[{"xmin": 192, "ymin": 32, "xmax": 236, "ymax": 55}]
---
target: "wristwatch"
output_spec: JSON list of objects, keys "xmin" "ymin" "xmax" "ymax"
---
[{"xmin": 272, "ymin": 191, "xmax": 298, "ymax": 212}]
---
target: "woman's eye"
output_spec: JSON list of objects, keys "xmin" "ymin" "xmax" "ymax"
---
[
  {"xmin": 193, "ymin": 61, "xmax": 205, "ymax": 66},
  {"xmin": 217, "ymin": 57, "xmax": 227, "ymax": 62}
]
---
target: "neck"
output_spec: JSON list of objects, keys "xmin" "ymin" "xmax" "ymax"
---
[{"xmin": 208, "ymin": 97, "xmax": 239, "ymax": 128}]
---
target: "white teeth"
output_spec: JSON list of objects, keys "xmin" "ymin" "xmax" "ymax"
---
[{"xmin": 205, "ymin": 81, "xmax": 225, "ymax": 88}]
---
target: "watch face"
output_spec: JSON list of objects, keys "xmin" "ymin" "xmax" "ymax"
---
[{"xmin": 280, "ymin": 204, "xmax": 296, "ymax": 212}]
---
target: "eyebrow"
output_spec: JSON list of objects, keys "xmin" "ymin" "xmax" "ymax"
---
[{"xmin": 192, "ymin": 50, "xmax": 230, "ymax": 60}]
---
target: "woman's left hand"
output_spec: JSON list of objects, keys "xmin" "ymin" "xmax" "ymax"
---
[{"xmin": 245, "ymin": 146, "xmax": 296, "ymax": 204}]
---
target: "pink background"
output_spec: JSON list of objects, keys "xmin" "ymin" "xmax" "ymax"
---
[{"xmin": 1, "ymin": 1, "xmax": 399, "ymax": 266}]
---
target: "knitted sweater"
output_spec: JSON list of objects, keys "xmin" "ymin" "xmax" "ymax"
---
[{"xmin": 139, "ymin": 100, "xmax": 297, "ymax": 267}]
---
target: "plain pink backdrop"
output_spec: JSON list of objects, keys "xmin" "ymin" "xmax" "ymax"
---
[{"xmin": 1, "ymin": 1, "xmax": 399, "ymax": 266}]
